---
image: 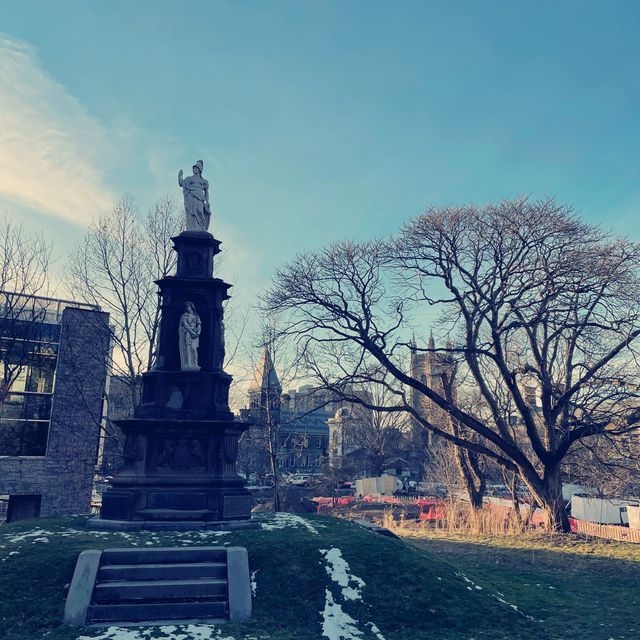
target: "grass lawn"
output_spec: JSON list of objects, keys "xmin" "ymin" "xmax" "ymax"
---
[
  {"xmin": 0, "ymin": 513, "xmax": 545, "ymax": 640},
  {"xmin": 402, "ymin": 528, "xmax": 640, "ymax": 640},
  {"xmin": 1, "ymin": 513, "xmax": 636, "ymax": 640}
]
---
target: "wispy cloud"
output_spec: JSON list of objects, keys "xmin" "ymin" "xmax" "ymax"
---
[{"xmin": 0, "ymin": 34, "xmax": 114, "ymax": 225}]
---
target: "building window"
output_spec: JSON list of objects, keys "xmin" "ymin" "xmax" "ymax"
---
[{"xmin": 0, "ymin": 326, "xmax": 59, "ymax": 457}]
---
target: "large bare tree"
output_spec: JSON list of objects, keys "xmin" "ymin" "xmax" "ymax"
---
[
  {"xmin": 68, "ymin": 195, "xmax": 181, "ymax": 410},
  {"xmin": 263, "ymin": 198, "xmax": 640, "ymax": 531}
]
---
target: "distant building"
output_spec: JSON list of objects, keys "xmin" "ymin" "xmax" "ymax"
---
[
  {"xmin": 328, "ymin": 406, "xmax": 414, "ymax": 480},
  {"xmin": 96, "ymin": 375, "xmax": 138, "ymax": 478},
  {"xmin": 408, "ymin": 332, "xmax": 457, "ymax": 441},
  {"xmin": 0, "ymin": 293, "xmax": 110, "ymax": 522},
  {"xmin": 239, "ymin": 349, "xmax": 342, "ymax": 476},
  {"xmin": 327, "ymin": 407, "xmax": 370, "ymax": 474}
]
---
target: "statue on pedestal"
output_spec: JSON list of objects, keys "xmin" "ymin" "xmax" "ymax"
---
[
  {"xmin": 178, "ymin": 160, "xmax": 211, "ymax": 232},
  {"xmin": 179, "ymin": 301, "xmax": 201, "ymax": 371}
]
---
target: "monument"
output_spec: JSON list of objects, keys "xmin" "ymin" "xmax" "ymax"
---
[{"xmin": 91, "ymin": 161, "xmax": 255, "ymax": 529}]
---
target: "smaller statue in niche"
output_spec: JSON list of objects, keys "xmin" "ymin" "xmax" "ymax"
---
[{"xmin": 179, "ymin": 301, "xmax": 201, "ymax": 371}]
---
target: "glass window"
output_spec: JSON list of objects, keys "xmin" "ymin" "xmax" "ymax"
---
[
  {"xmin": 0, "ymin": 393, "xmax": 52, "ymax": 421},
  {"xmin": 0, "ymin": 420, "xmax": 49, "ymax": 456},
  {"xmin": 0, "ymin": 321, "xmax": 58, "ymax": 458}
]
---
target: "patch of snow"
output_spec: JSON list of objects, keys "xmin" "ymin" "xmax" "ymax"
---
[
  {"xmin": 259, "ymin": 512, "xmax": 320, "ymax": 535},
  {"xmin": 321, "ymin": 589, "xmax": 363, "ymax": 640},
  {"xmin": 4, "ymin": 528, "xmax": 56, "ymax": 543},
  {"xmin": 455, "ymin": 571, "xmax": 534, "ymax": 622},
  {"xmin": 76, "ymin": 624, "xmax": 234, "ymax": 640},
  {"xmin": 250, "ymin": 570, "xmax": 258, "ymax": 597},
  {"xmin": 319, "ymin": 548, "xmax": 365, "ymax": 601},
  {"xmin": 367, "ymin": 622, "xmax": 386, "ymax": 640},
  {"xmin": 318, "ymin": 548, "xmax": 385, "ymax": 639}
]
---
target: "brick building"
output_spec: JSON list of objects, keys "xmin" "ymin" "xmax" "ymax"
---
[{"xmin": 0, "ymin": 294, "xmax": 110, "ymax": 521}]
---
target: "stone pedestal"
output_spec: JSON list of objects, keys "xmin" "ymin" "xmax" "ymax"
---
[{"xmin": 92, "ymin": 231, "xmax": 255, "ymax": 529}]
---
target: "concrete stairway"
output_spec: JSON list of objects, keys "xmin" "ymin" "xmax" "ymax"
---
[{"xmin": 64, "ymin": 546, "xmax": 251, "ymax": 626}]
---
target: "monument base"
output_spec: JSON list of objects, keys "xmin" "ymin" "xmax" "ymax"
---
[{"xmin": 86, "ymin": 516, "xmax": 262, "ymax": 532}]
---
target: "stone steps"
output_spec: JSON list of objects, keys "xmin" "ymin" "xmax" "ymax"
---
[
  {"xmin": 100, "ymin": 547, "xmax": 227, "ymax": 565},
  {"xmin": 136, "ymin": 508, "xmax": 216, "ymax": 521},
  {"xmin": 65, "ymin": 546, "xmax": 251, "ymax": 626},
  {"xmin": 84, "ymin": 547, "xmax": 234, "ymax": 624},
  {"xmin": 93, "ymin": 578, "xmax": 228, "ymax": 602},
  {"xmin": 98, "ymin": 561, "xmax": 227, "ymax": 581},
  {"xmin": 87, "ymin": 601, "xmax": 227, "ymax": 623}
]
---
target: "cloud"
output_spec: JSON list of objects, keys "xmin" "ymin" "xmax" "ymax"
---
[{"xmin": 0, "ymin": 34, "xmax": 114, "ymax": 225}]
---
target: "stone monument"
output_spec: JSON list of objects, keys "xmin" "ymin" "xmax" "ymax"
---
[{"xmin": 91, "ymin": 161, "xmax": 255, "ymax": 529}]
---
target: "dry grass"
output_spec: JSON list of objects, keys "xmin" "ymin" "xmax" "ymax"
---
[{"xmin": 383, "ymin": 500, "xmax": 534, "ymax": 536}]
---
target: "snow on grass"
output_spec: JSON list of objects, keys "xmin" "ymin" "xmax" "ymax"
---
[
  {"xmin": 455, "ymin": 571, "xmax": 535, "ymax": 621},
  {"xmin": 319, "ymin": 547, "xmax": 386, "ymax": 640},
  {"xmin": 0, "ymin": 526, "xmax": 232, "ymax": 548},
  {"xmin": 319, "ymin": 547, "xmax": 365, "ymax": 601},
  {"xmin": 258, "ymin": 512, "xmax": 320, "ymax": 535},
  {"xmin": 4, "ymin": 528, "xmax": 57, "ymax": 543},
  {"xmin": 321, "ymin": 589, "xmax": 364, "ymax": 640},
  {"xmin": 76, "ymin": 623, "xmax": 237, "ymax": 640},
  {"xmin": 367, "ymin": 622, "xmax": 386, "ymax": 640},
  {"xmin": 250, "ymin": 570, "xmax": 258, "ymax": 597}
]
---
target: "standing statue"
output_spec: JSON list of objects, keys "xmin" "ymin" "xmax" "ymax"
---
[
  {"xmin": 178, "ymin": 160, "xmax": 211, "ymax": 232},
  {"xmin": 178, "ymin": 301, "xmax": 201, "ymax": 371}
]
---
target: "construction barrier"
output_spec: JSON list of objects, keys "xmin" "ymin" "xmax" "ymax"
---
[{"xmin": 569, "ymin": 517, "xmax": 640, "ymax": 544}]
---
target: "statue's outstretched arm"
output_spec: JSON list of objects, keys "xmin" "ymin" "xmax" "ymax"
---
[{"xmin": 178, "ymin": 169, "xmax": 184, "ymax": 187}]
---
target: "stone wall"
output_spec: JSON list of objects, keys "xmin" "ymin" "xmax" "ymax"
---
[{"xmin": 0, "ymin": 307, "xmax": 110, "ymax": 517}]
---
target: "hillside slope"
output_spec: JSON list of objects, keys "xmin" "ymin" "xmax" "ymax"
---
[{"xmin": 0, "ymin": 513, "xmax": 543, "ymax": 640}]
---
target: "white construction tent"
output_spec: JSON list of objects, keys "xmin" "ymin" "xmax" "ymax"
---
[{"xmin": 570, "ymin": 495, "xmax": 640, "ymax": 526}]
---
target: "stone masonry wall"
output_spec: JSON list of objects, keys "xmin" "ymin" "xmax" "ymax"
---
[{"xmin": 0, "ymin": 307, "xmax": 110, "ymax": 517}]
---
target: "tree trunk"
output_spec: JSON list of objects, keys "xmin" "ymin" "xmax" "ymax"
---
[
  {"xmin": 455, "ymin": 446, "xmax": 485, "ymax": 510},
  {"xmin": 521, "ymin": 464, "xmax": 569, "ymax": 532},
  {"xmin": 541, "ymin": 465, "xmax": 569, "ymax": 532},
  {"xmin": 270, "ymin": 454, "xmax": 281, "ymax": 512}
]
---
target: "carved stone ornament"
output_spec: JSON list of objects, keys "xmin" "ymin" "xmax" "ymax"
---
[{"xmin": 153, "ymin": 438, "xmax": 207, "ymax": 473}]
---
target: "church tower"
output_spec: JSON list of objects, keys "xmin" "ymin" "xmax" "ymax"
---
[
  {"xmin": 248, "ymin": 347, "xmax": 282, "ymax": 415},
  {"xmin": 409, "ymin": 332, "xmax": 456, "ymax": 442}
]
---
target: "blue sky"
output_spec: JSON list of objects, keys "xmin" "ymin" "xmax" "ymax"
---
[{"xmin": 1, "ymin": 0, "xmax": 640, "ymax": 312}]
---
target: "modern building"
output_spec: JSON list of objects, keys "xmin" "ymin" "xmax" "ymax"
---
[{"xmin": 0, "ymin": 292, "xmax": 110, "ymax": 521}]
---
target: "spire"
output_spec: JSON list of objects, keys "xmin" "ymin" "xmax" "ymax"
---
[
  {"xmin": 428, "ymin": 330, "xmax": 435, "ymax": 350},
  {"xmin": 249, "ymin": 347, "xmax": 282, "ymax": 395}
]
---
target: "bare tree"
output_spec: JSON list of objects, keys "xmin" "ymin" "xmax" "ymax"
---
[
  {"xmin": 0, "ymin": 219, "xmax": 51, "ymax": 406},
  {"xmin": 563, "ymin": 433, "xmax": 640, "ymax": 498},
  {"xmin": 68, "ymin": 195, "xmax": 181, "ymax": 410},
  {"xmin": 239, "ymin": 322, "xmax": 295, "ymax": 512},
  {"xmin": 334, "ymin": 385, "xmax": 409, "ymax": 477},
  {"xmin": 263, "ymin": 198, "xmax": 640, "ymax": 531}
]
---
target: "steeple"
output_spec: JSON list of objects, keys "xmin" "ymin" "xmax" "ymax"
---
[
  {"xmin": 249, "ymin": 348, "xmax": 281, "ymax": 395},
  {"xmin": 428, "ymin": 330, "xmax": 435, "ymax": 351}
]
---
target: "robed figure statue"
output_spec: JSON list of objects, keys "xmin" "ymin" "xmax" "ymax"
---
[
  {"xmin": 178, "ymin": 160, "xmax": 211, "ymax": 232},
  {"xmin": 179, "ymin": 301, "xmax": 201, "ymax": 371}
]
